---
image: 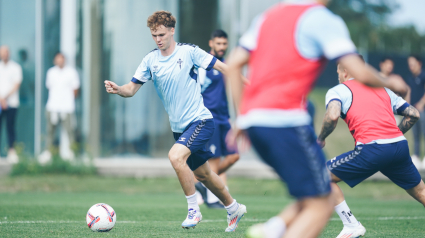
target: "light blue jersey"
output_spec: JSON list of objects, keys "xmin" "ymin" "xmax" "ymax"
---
[{"xmin": 131, "ymin": 43, "xmax": 217, "ymax": 133}]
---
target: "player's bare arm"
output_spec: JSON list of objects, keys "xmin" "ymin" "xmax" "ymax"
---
[
  {"xmin": 226, "ymin": 47, "xmax": 250, "ymax": 113},
  {"xmin": 317, "ymin": 100, "xmax": 342, "ymax": 147},
  {"xmin": 104, "ymin": 80, "xmax": 142, "ymax": 98},
  {"xmin": 339, "ymin": 54, "xmax": 408, "ymax": 93},
  {"xmin": 398, "ymin": 105, "xmax": 420, "ymax": 134}
]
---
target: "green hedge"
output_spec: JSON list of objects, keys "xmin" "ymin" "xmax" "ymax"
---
[{"xmin": 10, "ymin": 153, "xmax": 97, "ymax": 176}]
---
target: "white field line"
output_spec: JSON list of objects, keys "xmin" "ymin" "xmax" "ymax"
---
[{"xmin": 1, "ymin": 216, "xmax": 425, "ymax": 224}]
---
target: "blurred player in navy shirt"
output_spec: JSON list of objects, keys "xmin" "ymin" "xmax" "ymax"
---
[{"xmin": 196, "ymin": 30, "xmax": 240, "ymax": 209}]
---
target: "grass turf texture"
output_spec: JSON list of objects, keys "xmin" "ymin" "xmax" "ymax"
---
[{"xmin": 0, "ymin": 175, "xmax": 425, "ymax": 237}]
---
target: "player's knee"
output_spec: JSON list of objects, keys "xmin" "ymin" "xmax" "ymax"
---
[
  {"xmin": 168, "ymin": 153, "xmax": 185, "ymax": 169},
  {"xmin": 194, "ymin": 171, "xmax": 209, "ymax": 182}
]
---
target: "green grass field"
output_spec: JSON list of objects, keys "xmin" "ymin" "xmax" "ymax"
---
[{"xmin": 1, "ymin": 175, "xmax": 425, "ymax": 237}]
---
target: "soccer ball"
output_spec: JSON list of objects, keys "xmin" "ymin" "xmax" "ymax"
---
[{"xmin": 86, "ymin": 203, "xmax": 116, "ymax": 232}]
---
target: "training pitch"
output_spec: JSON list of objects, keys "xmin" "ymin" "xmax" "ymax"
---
[{"xmin": 0, "ymin": 175, "xmax": 424, "ymax": 237}]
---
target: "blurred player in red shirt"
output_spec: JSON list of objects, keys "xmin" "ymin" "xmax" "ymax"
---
[{"xmin": 226, "ymin": 0, "xmax": 407, "ymax": 237}]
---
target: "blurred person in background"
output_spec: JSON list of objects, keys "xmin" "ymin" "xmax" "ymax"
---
[
  {"xmin": 226, "ymin": 0, "xmax": 407, "ymax": 237},
  {"xmin": 196, "ymin": 29, "xmax": 240, "ymax": 209},
  {"xmin": 0, "ymin": 45, "xmax": 22, "ymax": 164},
  {"xmin": 38, "ymin": 52, "xmax": 80, "ymax": 164},
  {"xmin": 318, "ymin": 56, "xmax": 421, "ymax": 238},
  {"xmin": 406, "ymin": 55, "xmax": 425, "ymax": 168},
  {"xmin": 379, "ymin": 57, "xmax": 410, "ymax": 99}
]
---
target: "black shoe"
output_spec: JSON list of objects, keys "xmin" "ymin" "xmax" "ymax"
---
[
  {"xmin": 195, "ymin": 182, "xmax": 207, "ymax": 202},
  {"xmin": 206, "ymin": 201, "xmax": 225, "ymax": 209}
]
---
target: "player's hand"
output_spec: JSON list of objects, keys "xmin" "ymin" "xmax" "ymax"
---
[
  {"xmin": 104, "ymin": 80, "xmax": 120, "ymax": 94},
  {"xmin": 387, "ymin": 75, "xmax": 408, "ymax": 96},
  {"xmin": 226, "ymin": 127, "xmax": 251, "ymax": 153},
  {"xmin": 0, "ymin": 98, "xmax": 8, "ymax": 110},
  {"xmin": 317, "ymin": 139, "xmax": 325, "ymax": 148}
]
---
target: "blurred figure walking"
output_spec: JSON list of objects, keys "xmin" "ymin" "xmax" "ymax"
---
[
  {"xmin": 406, "ymin": 55, "xmax": 425, "ymax": 168},
  {"xmin": 379, "ymin": 57, "xmax": 409, "ymax": 99},
  {"xmin": 196, "ymin": 30, "xmax": 240, "ymax": 209},
  {"xmin": 39, "ymin": 53, "xmax": 80, "ymax": 164},
  {"xmin": 0, "ymin": 45, "xmax": 23, "ymax": 164}
]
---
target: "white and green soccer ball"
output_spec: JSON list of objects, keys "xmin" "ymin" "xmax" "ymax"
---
[{"xmin": 86, "ymin": 203, "xmax": 116, "ymax": 232}]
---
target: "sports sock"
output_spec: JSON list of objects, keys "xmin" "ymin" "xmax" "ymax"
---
[
  {"xmin": 264, "ymin": 216, "xmax": 286, "ymax": 238},
  {"xmin": 186, "ymin": 193, "xmax": 200, "ymax": 211},
  {"xmin": 206, "ymin": 188, "xmax": 220, "ymax": 204},
  {"xmin": 335, "ymin": 200, "xmax": 359, "ymax": 227},
  {"xmin": 225, "ymin": 199, "xmax": 238, "ymax": 214}
]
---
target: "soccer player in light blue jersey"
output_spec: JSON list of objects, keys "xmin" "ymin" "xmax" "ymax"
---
[{"xmin": 104, "ymin": 11, "xmax": 246, "ymax": 232}]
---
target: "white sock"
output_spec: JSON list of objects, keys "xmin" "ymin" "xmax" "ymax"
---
[
  {"xmin": 186, "ymin": 193, "xmax": 200, "ymax": 211},
  {"xmin": 264, "ymin": 216, "xmax": 286, "ymax": 238},
  {"xmin": 225, "ymin": 199, "xmax": 238, "ymax": 214},
  {"xmin": 335, "ymin": 200, "xmax": 359, "ymax": 227},
  {"xmin": 206, "ymin": 188, "xmax": 220, "ymax": 204}
]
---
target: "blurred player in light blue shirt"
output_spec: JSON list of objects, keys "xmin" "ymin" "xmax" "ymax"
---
[{"xmin": 104, "ymin": 10, "xmax": 246, "ymax": 231}]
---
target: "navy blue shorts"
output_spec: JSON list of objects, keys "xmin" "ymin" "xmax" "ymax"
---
[
  {"xmin": 328, "ymin": 140, "xmax": 421, "ymax": 190},
  {"xmin": 173, "ymin": 119, "xmax": 215, "ymax": 171},
  {"xmin": 205, "ymin": 122, "xmax": 237, "ymax": 158},
  {"xmin": 247, "ymin": 125, "xmax": 331, "ymax": 199}
]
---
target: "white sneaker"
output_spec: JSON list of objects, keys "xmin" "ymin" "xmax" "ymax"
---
[
  {"xmin": 336, "ymin": 222, "xmax": 366, "ymax": 238},
  {"xmin": 181, "ymin": 208, "xmax": 202, "ymax": 229},
  {"xmin": 38, "ymin": 150, "xmax": 52, "ymax": 165},
  {"xmin": 195, "ymin": 191, "xmax": 204, "ymax": 205},
  {"xmin": 411, "ymin": 155, "xmax": 421, "ymax": 169},
  {"xmin": 226, "ymin": 203, "xmax": 247, "ymax": 232},
  {"xmin": 7, "ymin": 149, "xmax": 19, "ymax": 164}
]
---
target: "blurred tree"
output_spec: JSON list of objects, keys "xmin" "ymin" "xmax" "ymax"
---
[{"xmin": 328, "ymin": 0, "xmax": 425, "ymax": 54}]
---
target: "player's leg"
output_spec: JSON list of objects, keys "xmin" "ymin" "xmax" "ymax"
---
[
  {"xmin": 246, "ymin": 126, "xmax": 333, "ymax": 238},
  {"xmin": 326, "ymin": 146, "xmax": 383, "ymax": 238},
  {"xmin": 195, "ymin": 121, "xmax": 224, "ymax": 208},
  {"xmin": 168, "ymin": 143, "xmax": 203, "ymax": 229},
  {"xmin": 217, "ymin": 123, "xmax": 239, "ymax": 175},
  {"xmin": 329, "ymin": 173, "xmax": 365, "ymax": 238},
  {"xmin": 193, "ymin": 161, "xmax": 232, "ymax": 206},
  {"xmin": 202, "ymin": 157, "xmax": 224, "ymax": 208},
  {"xmin": 411, "ymin": 118, "xmax": 421, "ymax": 165},
  {"xmin": 168, "ymin": 143, "xmax": 195, "ymax": 196},
  {"xmin": 218, "ymin": 153, "xmax": 239, "ymax": 175},
  {"xmin": 5, "ymin": 108, "xmax": 18, "ymax": 162},
  {"xmin": 283, "ymin": 195, "xmax": 334, "ymax": 238},
  {"xmin": 193, "ymin": 155, "xmax": 247, "ymax": 232},
  {"xmin": 406, "ymin": 180, "xmax": 425, "ymax": 206},
  {"xmin": 380, "ymin": 140, "xmax": 424, "ymax": 206},
  {"xmin": 174, "ymin": 119, "xmax": 246, "ymax": 231}
]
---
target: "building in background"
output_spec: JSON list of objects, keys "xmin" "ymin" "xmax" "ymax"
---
[{"xmin": 0, "ymin": 0, "xmax": 424, "ymax": 159}]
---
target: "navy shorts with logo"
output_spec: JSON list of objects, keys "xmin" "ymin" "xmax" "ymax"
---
[
  {"xmin": 247, "ymin": 125, "xmax": 331, "ymax": 199},
  {"xmin": 173, "ymin": 119, "xmax": 215, "ymax": 171},
  {"xmin": 206, "ymin": 121, "xmax": 237, "ymax": 158},
  {"xmin": 328, "ymin": 140, "xmax": 421, "ymax": 190}
]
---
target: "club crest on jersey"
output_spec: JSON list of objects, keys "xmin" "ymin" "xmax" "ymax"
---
[
  {"xmin": 177, "ymin": 59, "xmax": 183, "ymax": 69},
  {"xmin": 153, "ymin": 65, "xmax": 158, "ymax": 72}
]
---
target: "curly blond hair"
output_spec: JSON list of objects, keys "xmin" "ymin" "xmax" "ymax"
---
[{"xmin": 147, "ymin": 10, "xmax": 176, "ymax": 30}]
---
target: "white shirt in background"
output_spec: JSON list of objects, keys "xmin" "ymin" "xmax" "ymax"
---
[
  {"xmin": 46, "ymin": 66, "xmax": 80, "ymax": 113},
  {"xmin": 0, "ymin": 60, "xmax": 23, "ymax": 108}
]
